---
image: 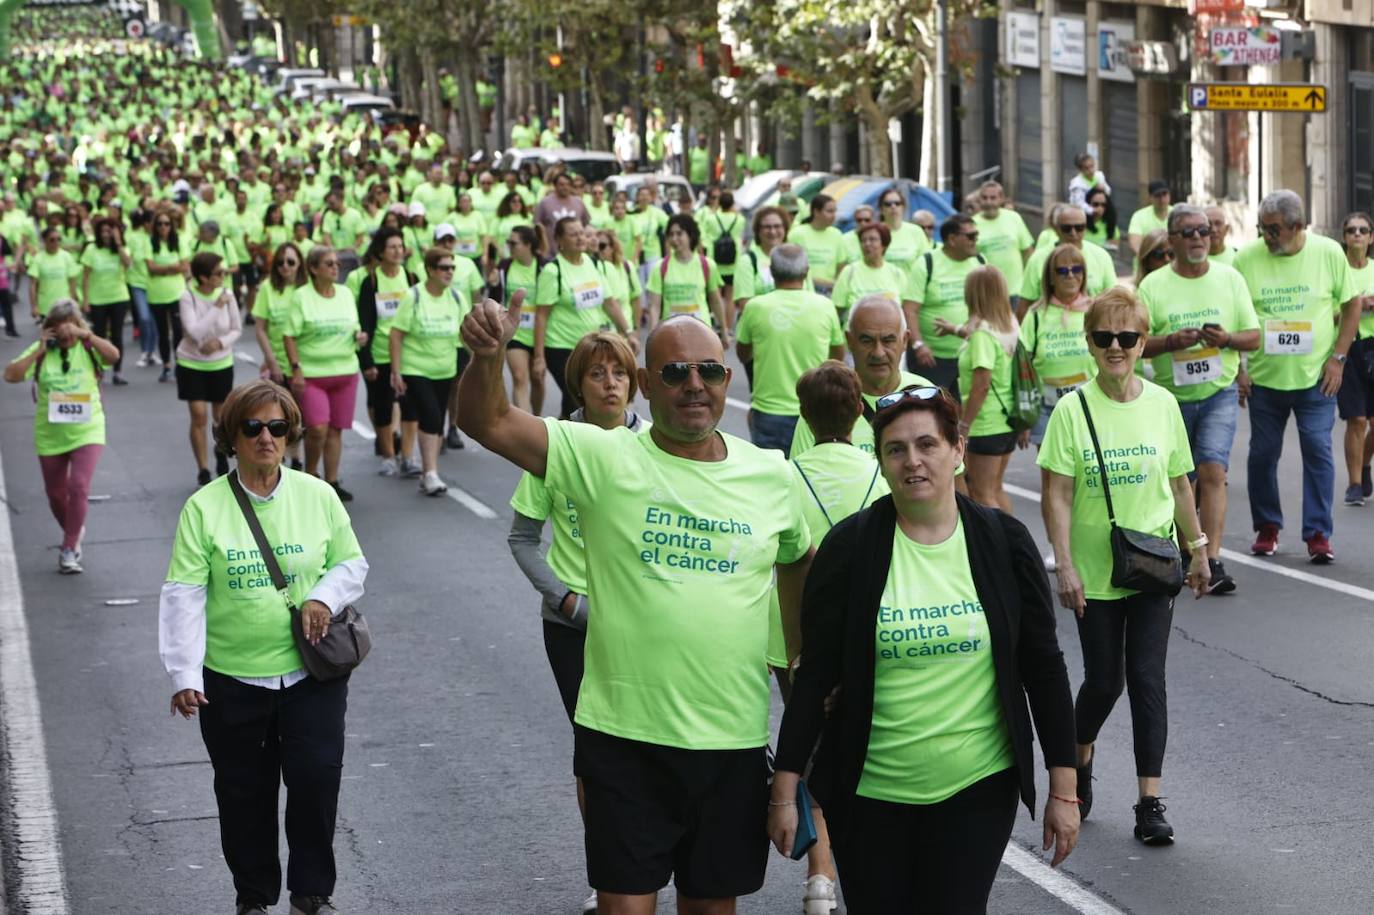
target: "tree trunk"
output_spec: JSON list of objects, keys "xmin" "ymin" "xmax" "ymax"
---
[
  {"xmin": 722, "ymin": 118, "xmax": 737, "ymax": 188},
  {"xmin": 918, "ymin": 60, "xmax": 936, "ymax": 187},
  {"xmin": 215, "ymin": 0, "xmax": 242, "ymax": 50},
  {"xmin": 586, "ymin": 74, "xmax": 607, "ymax": 151},
  {"xmin": 453, "ymin": 52, "xmax": 485, "ymax": 155},
  {"xmin": 397, "ymin": 45, "xmax": 422, "ymax": 116}
]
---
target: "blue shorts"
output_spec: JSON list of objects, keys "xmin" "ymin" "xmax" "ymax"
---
[
  {"xmin": 748, "ymin": 409, "xmax": 799, "ymax": 457},
  {"xmin": 1177, "ymin": 383, "xmax": 1239, "ymax": 471}
]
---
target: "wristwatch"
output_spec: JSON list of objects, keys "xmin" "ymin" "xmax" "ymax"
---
[
  {"xmin": 1333, "ymin": 352, "xmax": 1348, "ymax": 365},
  {"xmin": 290, "ymin": 362, "xmax": 301, "ymax": 372}
]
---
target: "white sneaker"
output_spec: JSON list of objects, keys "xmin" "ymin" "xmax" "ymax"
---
[
  {"xmin": 420, "ymin": 471, "xmax": 447, "ymax": 496},
  {"xmin": 134, "ymin": 353, "xmax": 150, "ymax": 368},
  {"xmin": 803, "ymin": 874, "xmax": 838, "ymax": 915},
  {"xmin": 581, "ymin": 890, "xmax": 597, "ymax": 913},
  {"xmin": 400, "ymin": 457, "xmax": 422, "ymax": 478},
  {"xmin": 1044, "ymin": 553, "xmax": 1057, "ymax": 572},
  {"xmin": 58, "ymin": 549, "xmax": 82, "ymax": 574},
  {"xmin": 378, "ymin": 457, "xmax": 398, "ymax": 477}
]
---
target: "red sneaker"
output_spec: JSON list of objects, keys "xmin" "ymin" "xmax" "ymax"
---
[
  {"xmin": 1305, "ymin": 533, "xmax": 1334, "ymax": 564},
  {"xmin": 1251, "ymin": 524, "xmax": 1279, "ymax": 556}
]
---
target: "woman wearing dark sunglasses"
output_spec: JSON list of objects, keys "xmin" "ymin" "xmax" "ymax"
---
[
  {"xmin": 1133, "ymin": 229, "xmax": 1173, "ymax": 290},
  {"xmin": 160, "ymin": 379, "xmax": 367, "ymax": 915},
  {"xmin": 1337, "ymin": 211, "xmax": 1374, "ymax": 507},
  {"xmin": 4, "ymin": 301, "xmax": 120, "ymax": 574},
  {"xmin": 1039, "ymin": 288, "xmax": 1210, "ymax": 846},
  {"xmin": 146, "ymin": 207, "xmax": 190, "ymax": 383},
  {"xmin": 771, "ymin": 384, "xmax": 1079, "ymax": 912},
  {"xmin": 1020, "ymin": 245, "xmax": 1096, "ymax": 451}
]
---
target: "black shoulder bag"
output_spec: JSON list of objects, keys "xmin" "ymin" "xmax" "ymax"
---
[
  {"xmin": 227, "ymin": 470, "xmax": 372, "ymax": 680},
  {"xmin": 1076, "ymin": 389, "xmax": 1183, "ymax": 597}
]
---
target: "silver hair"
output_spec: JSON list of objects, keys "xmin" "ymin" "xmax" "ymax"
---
[
  {"xmin": 845, "ymin": 293, "xmax": 908, "ymax": 335},
  {"xmin": 1258, "ymin": 189, "xmax": 1305, "ymax": 228},
  {"xmin": 770, "ymin": 244, "xmax": 809, "ymax": 282},
  {"xmin": 1166, "ymin": 204, "xmax": 1208, "ymax": 233}
]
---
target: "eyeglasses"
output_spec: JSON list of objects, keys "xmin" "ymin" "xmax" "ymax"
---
[
  {"xmin": 658, "ymin": 361, "xmax": 728, "ymax": 387},
  {"xmin": 1258, "ymin": 223, "xmax": 1284, "ymax": 239},
  {"xmin": 952, "ymin": 231, "xmax": 979, "ymax": 241},
  {"xmin": 1089, "ymin": 330, "xmax": 1142, "ymax": 350},
  {"xmin": 280, "ymin": 258, "xmax": 299, "ymax": 267},
  {"xmin": 875, "ymin": 385, "xmax": 944, "ymax": 412},
  {"xmin": 1054, "ymin": 265, "xmax": 1085, "ymax": 277},
  {"xmin": 241, "ymin": 418, "xmax": 291, "ymax": 438},
  {"xmin": 1059, "ymin": 223, "xmax": 1086, "ymax": 234},
  {"xmin": 1145, "ymin": 249, "xmax": 1175, "ymax": 262},
  {"xmin": 436, "ymin": 263, "xmax": 456, "ymax": 271},
  {"xmin": 1169, "ymin": 225, "xmax": 1212, "ymax": 239},
  {"xmin": 1346, "ymin": 225, "xmax": 1372, "ymax": 236},
  {"xmin": 881, "ymin": 199, "xmax": 904, "ymax": 208}
]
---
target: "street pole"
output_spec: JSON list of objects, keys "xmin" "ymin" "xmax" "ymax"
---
[{"xmin": 935, "ymin": 0, "xmax": 951, "ymax": 195}]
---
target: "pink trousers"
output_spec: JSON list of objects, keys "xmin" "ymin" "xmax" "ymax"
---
[{"xmin": 38, "ymin": 444, "xmax": 103, "ymax": 551}]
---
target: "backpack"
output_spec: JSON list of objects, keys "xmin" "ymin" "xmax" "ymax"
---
[
  {"xmin": 711, "ymin": 213, "xmax": 738, "ymax": 266},
  {"xmin": 990, "ymin": 310, "xmax": 1042, "ymax": 433},
  {"xmin": 920, "ymin": 250, "xmax": 986, "ymax": 301}
]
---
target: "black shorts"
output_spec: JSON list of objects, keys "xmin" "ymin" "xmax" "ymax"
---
[
  {"xmin": 456, "ymin": 346, "xmax": 471, "ymax": 376},
  {"xmin": 176, "ymin": 363, "xmax": 233, "ymax": 403},
  {"xmin": 506, "ymin": 338, "xmax": 533, "ymax": 353},
  {"xmin": 1337, "ymin": 338, "xmax": 1374, "ymax": 420},
  {"xmin": 364, "ymin": 363, "xmax": 416, "ymax": 424},
  {"xmin": 967, "ymin": 430, "xmax": 1017, "ymax": 455},
  {"xmin": 573, "ymin": 726, "xmax": 769, "ymax": 898},
  {"xmin": 402, "ymin": 374, "xmax": 454, "ymax": 435},
  {"xmin": 542, "ymin": 618, "xmax": 585, "ymax": 724}
]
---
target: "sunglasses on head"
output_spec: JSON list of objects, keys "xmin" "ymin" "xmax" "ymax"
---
[
  {"xmin": 1054, "ymin": 264, "xmax": 1085, "ymax": 277},
  {"xmin": 874, "ymin": 385, "xmax": 945, "ymax": 412},
  {"xmin": 1170, "ymin": 225, "xmax": 1212, "ymax": 239},
  {"xmin": 658, "ymin": 361, "xmax": 728, "ymax": 387},
  {"xmin": 1089, "ymin": 330, "xmax": 1142, "ymax": 349},
  {"xmin": 241, "ymin": 418, "xmax": 291, "ymax": 438}
]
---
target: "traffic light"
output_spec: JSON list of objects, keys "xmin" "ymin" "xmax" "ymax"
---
[{"xmin": 548, "ymin": 52, "xmax": 563, "ymax": 69}]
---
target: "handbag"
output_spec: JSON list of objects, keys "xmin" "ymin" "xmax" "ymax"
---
[
  {"xmin": 1076, "ymin": 389, "xmax": 1184, "ymax": 597},
  {"xmin": 790, "ymin": 779, "xmax": 819, "ymax": 861},
  {"xmin": 227, "ymin": 470, "xmax": 372, "ymax": 680}
]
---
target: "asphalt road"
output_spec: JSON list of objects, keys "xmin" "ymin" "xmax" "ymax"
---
[{"xmin": 0, "ymin": 325, "xmax": 1371, "ymax": 915}]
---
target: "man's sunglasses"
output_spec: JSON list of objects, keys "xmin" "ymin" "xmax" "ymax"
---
[
  {"xmin": 1059, "ymin": 223, "xmax": 1086, "ymax": 234},
  {"xmin": 1089, "ymin": 330, "xmax": 1142, "ymax": 349},
  {"xmin": 1258, "ymin": 223, "xmax": 1284, "ymax": 239},
  {"xmin": 658, "ymin": 361, "xmax": 727, "ymax": 387},
  {"xmin": 241, "ymin": 418, "xmax": 291, "ymax": 438},
  {"xmin": 1169, "ymin": 226, "xmax": 1212, "ymax": 239}
]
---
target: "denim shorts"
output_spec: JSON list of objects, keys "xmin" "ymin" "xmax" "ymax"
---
[
  {"xmin": 1029, "ymin": 400, "xmax": 1055, "ymax": 447},
  {"xmin": 1177, "ymin": 383, "xmax": 1239, "ymax": 470},
  {"xmin": 748, "ymin": 409, "xmax": 799, "ymax": 456}
]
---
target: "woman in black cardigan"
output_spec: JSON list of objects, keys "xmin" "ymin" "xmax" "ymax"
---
[{"xmin": 769, "ymin": 386, "xmax": 1080, "ymax": 914}]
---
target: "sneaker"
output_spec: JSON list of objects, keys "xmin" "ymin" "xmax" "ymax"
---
[
  {"xmin": 111, "ymin": 373, "xmax": 128, "ymax": 386},
  {"xmin": 289, "ymin": 896, "xmax": 339, "ymax": 915},
  {"xmin": 58, "ymin": 548, "xmax": 82, "ymax": 574},
  {"xmin": 1133, "ymin": 795, "xmax": 1174, "ymax": 845},
  {"xmin": 236, "ymin": 905, "xmax": 269, "ymax": 915},
  {"xmin": 400, "ymin": 457, "xmax": 422, "ymax": 478},
  {"xmin": 196, "ymin": 467, "xmax": 211, "ymax": 486},
  {"xmin": 1076, "ymin": 751, "xmax": 1094, "ymax": 821},
  {"xmin": 581, "ymin": 890, "xmax": 598, "ymax": 913},
  {"xmin": 215, "ymin": 453, "xmax": 230, "ymax": 477},
  {"xmin": 4, "ymin": 327, "xmax": 18, "ymax": 338},
  {"xmin": 1206, "ymin": 558, "xmax": 1235, "ymax": 595},
  {"xmin": 1305, "ymin": 532, "xmax": 1334, "ymax": 564},
  {"xmin": 135, "ymin": 353, "xmax": 150, "ymax": 368},
  {"xmin": 1344, "ymin": 484, "xmax": 1365, "ymax": 507},
  {"xmin": 1364, "ymin": 465, "xmax": 1373, "ymax": 500},
  {"xmin": 158, "ymin": 366, "xmax": 171, "ymax": 383},
  {"xmin": 1250, "ymin": 524, "xmax": 1279, "ymax": 556},
  {"xmin": 378, "ymin": 457, "xmax": 398, "ymax": 477},
  {"xmin": 444, "ymin": 427, "xmax": 465, "ymax": 450},
  {"xmin": 803, "ymin": 874, "xmax": 839, "ymax": 914},
  {"xmin": 330, "ymin": 481, "xmax": 354, "ymax": 503},
  {"xmin": 421, "ymin": 471, "xmax": 448, "ymax": 496}
]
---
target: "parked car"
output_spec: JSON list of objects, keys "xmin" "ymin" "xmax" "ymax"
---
[
  {"xmin": 337, "ymin": 93, "xmax": 395, "ymax": 118},
  {"xmin": 604, "ymin": 173, "xmax": 695, "ymax": 210},
  {"xmin": 494, "ymin": 147, "xmax": 622, "ymax": 183},
  {"xmin": 272, "ymin": 68, "xmax": 324, "ymax": 96},
  {"xmin": 819, "ymin": 176, "xmax": 958, "ymax": 237},
  {"xmin": 734, "ymin": 169, "xmax": 800, "ymax": 232},
  {"xmin": 753, "ymin": 171, "xmax": 836, "ymax": 216}
]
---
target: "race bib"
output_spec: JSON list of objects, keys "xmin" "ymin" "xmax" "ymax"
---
[
  {"xmin": 518, "ymin": 309, "xmax": 535, "ymax": 329},
  {"xmin": 573, "ymin": 280, "xmax": 604, "ymax": 311},
  {"xmin": 1040, "ymin": 372, "xmax": 1088, "ymax": 407},
  {"xmin": 670, "ymin": 302, "xmax": 701, "ymax": 315},
  {"xmin": 1172, "ymin": 347, "xmax": 1222, "ymax": 386},
  {"xmin": 376, "ymin": 291, "xmax": 403, "ymax": 319},
  {"xmin": 48, "ymin": 392, "xmax": 92, "ymax": 424},
  {"xmin": 1264, "ymin": 319, "xmax": 1313, "ymax": 355},
  {"xmin": 456, "ymin": 240, "xmax": 478, "ymax": 255}
]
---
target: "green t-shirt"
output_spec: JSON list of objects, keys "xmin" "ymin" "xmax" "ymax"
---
[
  {"xmin": 1019, "ymin": 242, "xmax": 1117, "ymax": 305},
  {"xmin": 585, "ymin": 199, "xmax": 612, "ymax": 229},
  {"xmin": 1209, "ymin": 246, "xmax": 1238, "ymax": 268},
  {"xmin": 735, "ymin": 288, "xmax": 843, "ymax": 416},
  {"xmin": 1234, "ymin": 235, "xmax": 1359, "ymax": 391},
  {"xmin": 1127, "ymin": 205, "xmax": 1174, "ymax": 272},
  {"xmin": 164, "ymin": 470, "xmax": 364, "ymax": 678},
  {"xmin": 905, "ymin": 251, "xmax": 982, "ymax": 358},
  {"xmin": 318, "ymin": 207, "xmax": 367, "ymax": 250},
  {"xmin": 791, "ymin": 370, "xmax": 935, "ymax": 458},
  {"xmin": 786, "ymin": 222, "xmax": 846, "ymax": 285},
  {"xmin": 147, "ymin": 237, "xmax": 188, "ymax": 305},
  {"xmin": 831, "ymin": 260, "xmax": 907, "ymax": 319},
  {"xmin": 602, "ymin": 258, "xmax": 642, "ymax": 328},
  {"xmin": 607, "ymin": 214, "xmax": 641, "ymax": 265},
  {"xmin": 284, "ymin": 284, "xmax": 360, "ymax": 377},
  {"xmin": 1037, "ymin": 380, "xmax": 1194, "ymax": 599},
  {"xmin": 1138, "ymin": 263, "xmax": 1259, "ymax": 402},
  {"xmin": 634, "ymin": 207, "xmax": 669, "ymax": 261},
  {"xmin": 251, "ymin": 281, "xmax": 297, "ymax": 370},
  {"xmin": 1035, "ymin": 227, "xmax": 1058, "ymax": 251},
  {"xmin": 542, "ymin": 418, "xmax": 810, "ymax": 749},
  {"xmin": 958, "ymin": 327, "xmax": 1014, "ymax": 436},
  {"xmin": 448, "ymin": 211, "xmax": 487, "ymax": 261},
  {"xmin": 33, "ymin": 249, "xmax": 80, "ymax": 314},
  {"xmin": 506, "ymin": 259, "xmax": 543, "ymax": 348},
  {"xmin": 21, "ymin": 340, "xmax": 106, "ymax": 456},
  {"xmin": 973, "ymin": 210, "xmax": 1034, "ymax": 295},
  {"xmin": 857, "ymin": 519, "xmax": 1014, "ymax": 804},
  {"xmin": 369, "ymin": 268, "xmax": 414, "ymax": 364},
  {"xmin": 881, "ymin": 222, "xmax": 932, "ymax": 275},
  {"xmin": 1352, "ymin": 260, "xmax": 1374, "ymax": 340},
  {"xmin": 535, "ymin": 255, "xmax": 613, "ymax": 350},
  {"xmin": 410, "ymin": 182, "xmax": 456, "ymax": 220},
  {"xmin": 79, "ymin": 246, "xmax": 127, "ymax": 306},
  {"xmin": 1018, "ymin": 303, "xmax": 1097, "ymax": 408},
  {"xmin": 648, "ymin": 254, "xmax": 721, "ymax": 325},
  {"xmin": 125, "ymin": 231, "xmax": 151, "ymax": 289},
  {"xmin": 688, "ymin": 146, "xmax": 710, "ymax": 185},
  {"xmin": 392, "ymin": 284, "xmax": 463, "ymax": 379}
]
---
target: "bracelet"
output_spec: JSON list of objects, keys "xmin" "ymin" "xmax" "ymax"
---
[
  {"xmin": 1187, "ymin": 533, "xmax": 1209, "ymax": 550},
  {"xmin": 1050, "ymin": 793, "xmax": 1082, "ymax": 805},
  {"xmin": 767, "ymin": 799, "xmax": 796, "ymax": 807}
]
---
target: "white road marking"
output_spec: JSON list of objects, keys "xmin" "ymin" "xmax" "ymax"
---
[
  {"xmin": 234, "ymin": 350, "xmax": 259, "ymax": 365},
  {"xmin": 726, "ymin": 396, "xmax": 750, "ymax": 411},
  {"xmin": 443, "ymin": 482, "xmax": 498, "ymax": 519},
  {"xmin": 1004, "ymin": 483, "xmax": 1374, "ymax": 602},
  {"xmin": 1001, "ymin": 843, "xmax": 1127, "ymax": 915},
  {"xmin": 350, "ymin": 421, "xmax": 377, "ymax": 441},
  {"xmin": 0, "ymin": 430, "xmax": 70, "ymax": 911}
]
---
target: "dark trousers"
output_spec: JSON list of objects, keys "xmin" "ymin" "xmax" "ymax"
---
[
  {"xmin": 88, "ymin": 301, "xmax": 128, "ymax": 371},
  {"xmin": 1074, "ymin": 592, "xmax": 1173, "ymax": 777},
  {"xmin": 0, "ymin": 288, "xmax": 14, "ymax": 333},
  {"xmin": 199, "ymin": 667, "xmax": 349, "ymax": 907},
  {"xmin": 149, "ymin": 300, "xmax": 183, "ymax": 365},
  {"xmin": 832, "ymin": 768, "xmax": 1019, "ymax": 914},
  {"xmin": 544, "ymin": 345, "xmax": 576, "ymax": 418}
]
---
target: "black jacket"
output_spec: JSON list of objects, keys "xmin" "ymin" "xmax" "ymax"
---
[
  {"xmin": 355, "ymin": 267, "xmax": 417, "ymax": 370},
  {"xmin": 775, "ymin": 493, "xmax": 1075, "ymax": 837}
]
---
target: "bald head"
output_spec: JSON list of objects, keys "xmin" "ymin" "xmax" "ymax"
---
[
  {"xmin": 846, "ymin": 294, "xmax": 907, "ymax": 335},
  {"xmin": 640, "ymin": 316, "xmax": 730, "ymax": 444},
  {"xmin": 644, "ymin": 315, "xmax": 723, "ymax": 368}
]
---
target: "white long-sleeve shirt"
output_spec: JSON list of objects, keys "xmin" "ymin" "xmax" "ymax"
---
[
  {"xmin": 175, "ymin": 285, "xmax": 242, "ymax": 368},
  {"xmin": 158, "ymin": 472, "xmax": 368, "ymax": 694}
]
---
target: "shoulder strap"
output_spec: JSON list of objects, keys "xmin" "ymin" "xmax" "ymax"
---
[
  {"xmin": 226, "ymin": 470, "xmax": 294, "ymax": 602},
  {"xmin": 699, "ymin": 253, "xmax": 709, "ymax": 284},
  {"xmin": 1076, "ymin": 388, "xmax": 1117, "ymax": 527},
  {"xmin": 792, "ymin": 460, "xmax": 835, "ymax": 530},
  {"xmin": 922, "ymin": 250, "xmax": 934, "ymax": 299},
  {"xmin": 1031, "ymin": 308, "xmax": 1041, "ymax": 360},
  {"xmin": 659, "ymin": 254, "xmax": 670, "ymax": 280},
  {"xmin": 975, "ymin": 253, "xmax": 986, "ymax": 264},
  {"xmin": 714, "ymin": 212, "xmax": 725, "ymax": 232}
]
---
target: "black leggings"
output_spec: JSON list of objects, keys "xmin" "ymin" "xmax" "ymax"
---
[
  {"xmin": 832, "ymin": 768, "xmax": 1019, "ymax": 914},
  {"xmin": 402, "ymin": 375, "xmax": 454, "ymax": 435},
  {"xmin": 88, "ymin": 301, "xmax": 128, "ymax": 372},
  {"xmin": 1075, "ymin": 591, "xmax": 1173, "ymax": 777},
  {"xmin": 544, "ymin": 346, "xmax": 575, "ymax": 419},
  {"xmin": 150, "ymin": 299, "xmax": 182, "ymax": 365},
  {"xmin": 0, "ymin": 288, "xmax": 14, "ymax": 333}
]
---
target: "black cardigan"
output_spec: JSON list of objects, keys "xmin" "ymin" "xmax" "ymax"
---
[
  {"xmin": 775, "ymin": 493, "xmax": 1076, "ymax": 836},
  {"xmin": 355, "ymin": 267, "xmax": 418, "ymax": 371}
]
